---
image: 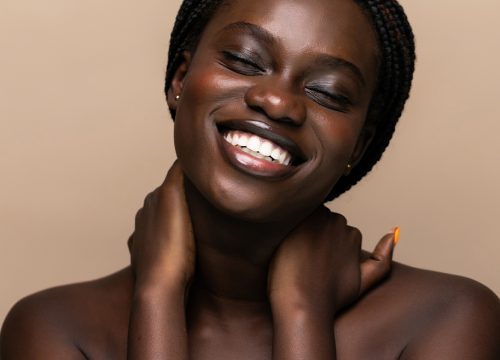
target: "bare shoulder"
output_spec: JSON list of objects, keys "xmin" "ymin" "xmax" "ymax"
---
[
  {"xmin": 341, "ymin": 261, "xmax": 500, "ymax": 359},
  {"xmin": 0, "ymin": 267, "xmax": 133, "ymax": 359},
  {"xmin": 389, "ymin": 262, "xmax": 499, "ymax": 322},
  {"xmin": 386, "ymin": 261, "xmax": 498, "ymax": 304},
  {"xmin": 389, "ymin": 263, "xmax": 500, "ymax": 358}
]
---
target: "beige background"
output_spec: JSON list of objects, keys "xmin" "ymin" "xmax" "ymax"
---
[{"xmin": 1, "ymin": 0, "xmax": 499, "ymax": 323}]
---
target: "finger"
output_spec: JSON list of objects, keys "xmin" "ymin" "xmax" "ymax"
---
[
  {"xmin": 161, "ymin": 159, "xmax": 183, "ymax": 187},
  {"xmin": 127, "ymin": 233, "xmax": 134, "ymax": 253},
  {"xmin": 159, "ymin": 161, "xmax": 190, "ymax": 216},
  {"xmin": 359, "ymin": 228, "xmax": 399, "ymax": 294},
  {"xmin": 134, "ymin": 207, "xmax": 144, "ymax": 229},
  {"xmin": 143, "ymin": 190, "xmax": 156, "ymax": 208}
]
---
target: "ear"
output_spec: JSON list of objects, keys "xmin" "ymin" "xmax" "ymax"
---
[
  {"xmin": 166, "ymin": 51, "xmax": 193, "ymax": 110},
  {"xmin": 345, "ymin": 125, "xmax": 376, "ymax": 175}
]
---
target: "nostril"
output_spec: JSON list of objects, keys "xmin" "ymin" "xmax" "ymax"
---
[{"xmin": 245, "ymin": 87, "xmax": 306, "ymax": 126}]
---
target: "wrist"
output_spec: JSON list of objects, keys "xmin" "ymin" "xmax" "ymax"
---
[
  {"xmin": 134, "ymin": 263, "xmax": 192, "ymax": 291},
  {"xmin": 271, "ymin": 292, "xmax": 337, "ymax": 326},
  {"xmin": 133, "ymin": 273, "xmax": 189, "ymax": 301},
  {"xmin": 271, "ymin": 286, "xmax": 337, "ymax": 315}
]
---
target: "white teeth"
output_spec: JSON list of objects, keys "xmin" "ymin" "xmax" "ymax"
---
[
  {"xmin": 223, "ymin": 130, "xmax": 294, "ymax": 166},
  {"xmin": 270, "ymin": 148, "xmax": 281, "ymax": 160},
  {"xmin": 231, "ymin": 133, "xmax": 239, "ymax": 146},
  {"xmin": 259, "ymin": 141, "xmax": 273, "ymax": 157},
  {"xmin": 247, "ymin": 135, "xmax": 261, "ymax": 152},
  {"xmin": 237, "ymin": 134, "xmax": 249, "ymax": 147},
  {"xmin": 279, "ymin": 151, "xmax": 287, "ymax": 164}
]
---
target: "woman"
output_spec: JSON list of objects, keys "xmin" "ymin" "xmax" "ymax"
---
[{"xmin": 1, "ymin": 0, "xmax": 499, "ymax": 359}]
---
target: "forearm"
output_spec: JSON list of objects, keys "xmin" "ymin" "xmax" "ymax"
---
[
  {"xmin": 272, "ymin": 302, "xmax": 336, "ymax": 360},
  {"xmin": 127, "ymin": 283, "xmax": 189, "ymax": 360}
]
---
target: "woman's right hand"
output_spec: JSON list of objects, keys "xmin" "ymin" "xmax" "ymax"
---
[
  {"xmin": 128, "ymin": 160, "xmax": 195, "ymax": 292},
  {"xmin": 127, "ymin": 161, "xmax": 194, "ymax": 359}
]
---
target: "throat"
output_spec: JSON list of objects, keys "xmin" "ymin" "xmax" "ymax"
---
[{"xmin": 183, "ymin": 177, "xmax": 293, "ymax": 302}]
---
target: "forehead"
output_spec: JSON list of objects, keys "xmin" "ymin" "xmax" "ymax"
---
[{"xmin": 200, "ymin": 0, "xmax": 379, "ymax": 77}]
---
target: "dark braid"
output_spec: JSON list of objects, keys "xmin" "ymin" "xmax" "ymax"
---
[
  {"xmin": 330, "ymin": 0, "xmax": 416, "ymax": 200},
  {"xmin": 164, "ymin": 0, "xmax": 416, "ymax": 202}
]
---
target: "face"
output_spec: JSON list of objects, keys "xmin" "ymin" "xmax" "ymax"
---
[{"xmin": 169, "ymin": 0, "xmax": 380, "ymax": 222}]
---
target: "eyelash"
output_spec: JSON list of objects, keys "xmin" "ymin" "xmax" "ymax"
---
[
  {"xmin": 305, "ymin": 87, "xmax": 352, "ymax": 113},
  {"xmin": 221, "ymin": 51, "xmax": 265, "ymax": 75},
  {"xmin": 220, "ymin": 51, "xmax": 352, "ymax": 112}
]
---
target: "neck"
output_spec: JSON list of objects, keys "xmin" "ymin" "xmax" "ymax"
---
[{"xmin": 184, "ymin": 178, "xmax": 298, "ymax": 303}]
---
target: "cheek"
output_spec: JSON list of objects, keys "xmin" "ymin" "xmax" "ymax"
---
[
  {"xmin": 181, "ymin": 59, "xmax": 247, "ymax": 111},
  {"xmin": 316, "ymin": 112, "xmax": 364, "ymax": 165},
  {"xmin": 173, "ymin": 64, "xmax": 225, "ymax": 164},
  {"xmin": 308, "ymin": 112, "xmax": 367, "ymax": 195}
]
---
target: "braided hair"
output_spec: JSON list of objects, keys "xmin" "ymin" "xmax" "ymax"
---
[{"xmin": 165, "ymin": 0, "xmax": 416, "ymax": 202}]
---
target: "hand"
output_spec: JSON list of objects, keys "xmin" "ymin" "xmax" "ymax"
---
[
  {"xmin": 128, "ymin": 161, "xmax": 195, "ymax": 292},
  {"xmin": 268, "ymin": 205, "xmax": 395, "ymax": 318}
]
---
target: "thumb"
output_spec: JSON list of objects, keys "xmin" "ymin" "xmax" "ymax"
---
[{"xmin": 359, "ymin": 227, "xmax": 399, "ymax": 295}]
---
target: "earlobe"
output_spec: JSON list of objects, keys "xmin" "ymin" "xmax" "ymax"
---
[
  {"xmin": 166, "ymin": 51, "xmax": 193, "ymax": 110},
  {"xmin": 345, "ymin": 126, "xmax": 376, "ymax": 175}
]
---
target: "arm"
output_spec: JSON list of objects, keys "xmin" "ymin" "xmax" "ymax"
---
[
  {"xmin": 268, "ymin": 207, "xmax": 396, "ymax": 360},
  {"xmin": 127, "ymin": 162, "xmax": 195, "ymax": 360},
  {"xmin": 128, "ymin": 282, "xmax": 189, "ymax": 360},
  {"xmin": 271, "ymin": 303, "xmax": 336, "ymax": 360},
  {"xmin": 401, "ymin": 280, "xmax": 500, "ymax": 360}
]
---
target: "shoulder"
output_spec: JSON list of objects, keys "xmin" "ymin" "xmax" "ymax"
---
[
  {"xmin": 390, "ymin": 262, "xmax": 499, "ymax": 315},
  {"xmin": 385, "ymin": 263, "xmax": 500, "ymax": 358},
  {"xmin": 0, "ymin": 267, "xmax": 133, "ymax": 359},
  {"xmin": 337, "ymin": 259, "xmax": 499, "ymax": 359}
]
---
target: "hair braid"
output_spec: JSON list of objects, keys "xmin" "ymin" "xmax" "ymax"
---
[
  {"xmin": 327, "ymin": 0, "xmax": 415, "ymax": 200},
  {"xmin": 164, "ymin": 0, "xmax": 416, "ymax": 202}
]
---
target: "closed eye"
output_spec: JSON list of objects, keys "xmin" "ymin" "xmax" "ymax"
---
[
  {"xmin": 305, "ymin": 86, "xmax": 352, "ymax": 113},
  {"xmin": 221, "ymin": 50, "xmax": 266, "ymax": 75}
]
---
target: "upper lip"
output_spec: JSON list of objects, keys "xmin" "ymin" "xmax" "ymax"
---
[{"xmin": 216, "ymin": 120, "xmax": 307, "ymax": 164}]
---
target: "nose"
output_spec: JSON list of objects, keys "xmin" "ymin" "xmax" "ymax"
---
[{"xmin": 244, "ymin": 79, "xmax": 306, "ymax": 126}]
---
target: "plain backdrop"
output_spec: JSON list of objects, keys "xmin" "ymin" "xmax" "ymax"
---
[{"xmin": 1, "ymin": 0, "xmax": 499, "ymax": 323}]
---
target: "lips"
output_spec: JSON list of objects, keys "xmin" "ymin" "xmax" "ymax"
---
[
  {"xmin": 223, "ymin": 130, "xmax": 293, "ymax": 166},
  {"xmin": 217, "ymin": 120, "xmax": 306, "ymax": 165},
  {"xmin": 216, "ymin": 119, "xmax": 307, "ymax": 178}
]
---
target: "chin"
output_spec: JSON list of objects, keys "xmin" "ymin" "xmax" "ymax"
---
[{"xmin": 189, "ymin": 166, "xmax": 328, "ymax": 224}]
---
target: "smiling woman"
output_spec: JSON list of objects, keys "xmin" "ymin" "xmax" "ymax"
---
[{"xmin": 1, "ymin": 0, "xmax": 499, "ymax": 359}]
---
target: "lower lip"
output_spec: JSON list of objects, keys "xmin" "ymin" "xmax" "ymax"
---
[{"xmin": 218, "ymin": 133, "xmax": 298, "ymax": 179}]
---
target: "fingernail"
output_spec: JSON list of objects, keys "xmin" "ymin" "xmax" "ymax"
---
[{"xmin": 392, "ymin": 227, "xmax": 400, "ymax": 245}]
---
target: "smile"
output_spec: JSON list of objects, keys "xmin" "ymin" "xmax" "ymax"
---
[
  {"xmin": 223, "ymin": 130, "xmax": 293, "ymax": 166},
  {"xmin": 216, "ymin": 120, "xmax": 306, "ymax": 179}
]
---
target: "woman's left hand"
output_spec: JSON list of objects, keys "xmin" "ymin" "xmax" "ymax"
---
[
  {"xmin": 268, "ymin": 205, "xmax": 396, "ymax": 318},
  {"xmin": 268, "ymin": 206, "xmax": 396, "ymax": 359}
]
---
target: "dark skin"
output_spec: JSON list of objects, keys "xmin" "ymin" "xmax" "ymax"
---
[{"xmin": 1, "ymin": 0, "xmax": 499, "ymax": 359}]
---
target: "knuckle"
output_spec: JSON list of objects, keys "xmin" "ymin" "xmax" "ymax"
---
[
  {"xmin": 345, "ymin": 226, "xmax": 362, "ymax": 251},
  {"xmin": 378, "ymin": 257, "xmax": 392, "ymax": 273},
  {"xmin": 337, "ymin": 214, "xmax": 348, "ymax": 227},
  {"xmin": 144, "ymin": 191, "xmax": 155, "ymax": 205},
  {"xmin": 134, "ymin": 208, "xmax": 143, "ymax": 222},
  {"xmin": 347, "ymin": 225, "xmax": 362, "ymax": 240}
]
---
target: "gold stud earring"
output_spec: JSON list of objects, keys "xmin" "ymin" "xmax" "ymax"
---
[{"xmin": 345, "ymin": 163, "xmax": 353, "ymax": 175}]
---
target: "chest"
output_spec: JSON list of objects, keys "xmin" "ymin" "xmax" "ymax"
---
[
  {"xmin": 187, "ymin": 314, "xmax": 274, "ymax": 360},
  {"xmin": 79, "ymin": 308, "xmax": 408, "ymax": 360}
]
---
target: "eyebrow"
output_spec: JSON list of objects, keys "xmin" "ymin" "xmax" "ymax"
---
[
  {"xmin": 218, "ymin": 21, "xmax": 278, "ymax": 49},
  {"xmin": 218, "ymin": 21, "xmax": 366, "ymax": 85},
  {"xmin": 313, "ymin": 54, "xmax": 366, "ymax": 85}
]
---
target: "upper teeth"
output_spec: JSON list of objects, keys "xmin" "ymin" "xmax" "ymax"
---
[{"xmin": 223, "ymin": 130, "xmax": 293, "ymax": 166}]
